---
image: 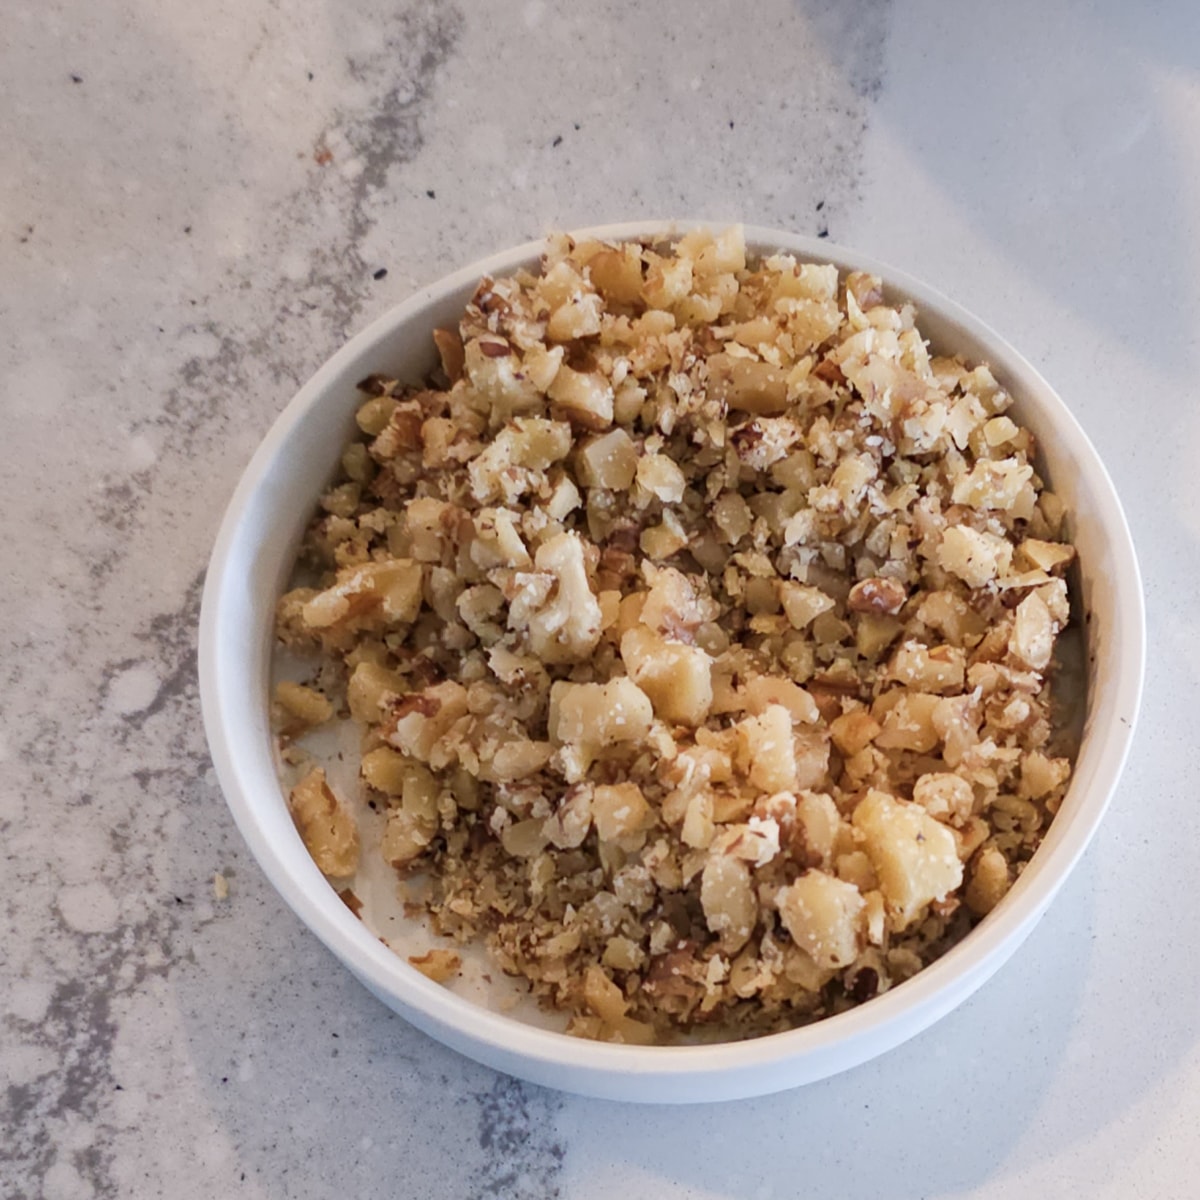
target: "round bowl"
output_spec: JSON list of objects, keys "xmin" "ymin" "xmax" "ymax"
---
[{"xmin": 199, "ymin": 221, "xmax": 1145, "ymax": 1103}]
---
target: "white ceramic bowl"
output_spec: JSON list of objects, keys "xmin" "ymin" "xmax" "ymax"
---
[{"xmin": 199, "ymin": 222, "xmax": 1144, "ymax": 1103}]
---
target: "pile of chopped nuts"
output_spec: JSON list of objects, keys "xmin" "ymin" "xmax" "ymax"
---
[{"xmin": 274, "ymin": 227, "xmax": 1078, "ymax": 1044}]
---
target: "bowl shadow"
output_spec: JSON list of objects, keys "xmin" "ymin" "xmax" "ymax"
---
[{"xmin": 169, "ymin": 756, "xmax": 1115, "ymax": 1199}]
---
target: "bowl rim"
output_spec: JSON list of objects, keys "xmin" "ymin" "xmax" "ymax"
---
[{"xmin": 199, "ymin": 221, "xmax": 1145, "ymax": 1095}]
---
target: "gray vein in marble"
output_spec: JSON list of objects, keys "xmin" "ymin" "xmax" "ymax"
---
[
  {"xmin": 2, "ymin": 0, "xmax": 891, "ymax": 1194},
  {"xmin": 4, "ymin": 3, "xmax": 472, "ymax": 1193},
  {"xmin": 469, "ymin": 1077, "xmax": 566, "ymax": 1200}
]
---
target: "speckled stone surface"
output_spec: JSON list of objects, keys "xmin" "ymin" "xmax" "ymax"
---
[{"xmin": 3, "ymin": 1, "xmax": 1198, "ymax": 1196}]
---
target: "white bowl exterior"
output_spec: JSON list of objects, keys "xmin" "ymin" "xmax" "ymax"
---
[{"xmin": 199, "ymin": 222, "xmax": 1145, "ymax": 1103}]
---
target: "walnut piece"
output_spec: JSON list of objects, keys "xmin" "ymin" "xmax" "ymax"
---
[
  {"xmin": 287, "ymin": 767, "xmax": 359, "ymax": 877},
  {"xmin": 408, "ymin": 948, "xmax": 462, "ymax": 983}
]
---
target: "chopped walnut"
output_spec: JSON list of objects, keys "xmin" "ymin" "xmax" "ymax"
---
[
  {"xmin": 776, "ymin": 871, "xmax": 866, "ymax": 971},
  {"xmin": 274, "ymin": 228, "xmax": 1079, "ymax": 1045},
  {"xmin": 964, "ymin": 846, "xmax": 1012, "ymax": 916},
  {"xmin": 287, "ymin": 767, "xmax": 359, "ymax": 877},
  {"xmin": 525, "ymin": 532, "xmax": 603, "ymax": 664},
  {"xmin": 853, "ymin": 790, "xmax": 963, "ymax": 931},
  {"xmin": 274, "ymin": 680, "xmax": 334, "ymax": 731},
  {"xmin": 408, "ymin": 948, "xmax": 462, "ymax": 983}
]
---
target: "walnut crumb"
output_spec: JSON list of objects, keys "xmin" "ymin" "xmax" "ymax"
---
[{"xmin": 408, "ymin": 949, "xmax": 462, "ymax": 983}]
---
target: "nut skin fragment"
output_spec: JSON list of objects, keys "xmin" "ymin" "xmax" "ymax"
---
[{"xmin": 432, "ymin": 327, "xmax": 465, "ymax": 382}]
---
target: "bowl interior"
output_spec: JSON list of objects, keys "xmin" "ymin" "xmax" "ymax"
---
[{"xmin": 199, "ymin": 223, "xmax": 1144, "ymax": 1101}]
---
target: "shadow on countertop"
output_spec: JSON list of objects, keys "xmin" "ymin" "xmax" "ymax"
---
[
  {"xmin": 847, "ymin": 0, "xmax": 1200, "ymax": 382},
  {"xmin": 169, "ymin": 837, "xmax": 569, "ymax": 1198},
  {"xmin": 169, "ymin": 816, "xmax": 1190, "ymax": 1200},
  {"xmin": 550, "ymin": 861, "xmax": 1100, "ymax": 1199}
]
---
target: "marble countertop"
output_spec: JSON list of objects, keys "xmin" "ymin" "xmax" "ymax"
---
[{"xmin": 5, "ymin": 0, "xmax": 1198, "ymax": 1195}]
